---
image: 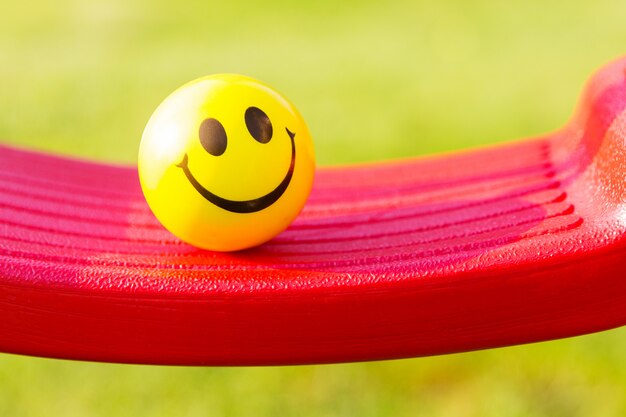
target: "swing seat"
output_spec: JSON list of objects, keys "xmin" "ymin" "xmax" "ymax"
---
[{"xmin": 1, "ymin": 56, "xmax": 626, "ymax": 365}]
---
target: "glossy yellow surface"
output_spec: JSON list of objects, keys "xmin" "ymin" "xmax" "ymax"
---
[{"xmin": 138, "ymin": 75, "xmax": 315, "ymax": 251}]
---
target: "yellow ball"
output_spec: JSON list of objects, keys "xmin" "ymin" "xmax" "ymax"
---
[{"xmin": 138, "ymin": 74, "xmax": 315, "ymax": 251}]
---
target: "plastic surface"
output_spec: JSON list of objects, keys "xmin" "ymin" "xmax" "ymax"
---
[
  {"xmin": 1, "ymin": 57, "xmax": 626, "ymax": 365},
  {"xmin": 139, "ymin": 74, "xmax": 315, "ymax": 251}
]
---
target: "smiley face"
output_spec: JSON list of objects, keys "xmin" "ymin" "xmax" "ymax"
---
[
  {"xmin": 138, "ymin": 74, "xmax": 315, "ymax": 251},
  {"xmin": 176, "ymin": 108, "xmax": 296, "ymax": 214}
]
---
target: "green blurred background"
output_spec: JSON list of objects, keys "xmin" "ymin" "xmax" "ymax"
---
[{"xmin": 2, "ymin": 0, "xmax": 626, "ymax": 415}]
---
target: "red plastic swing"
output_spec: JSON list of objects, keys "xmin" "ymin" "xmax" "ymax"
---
[{"xmin": 1, "ymin": 56, "xmax": 626, "ymax": 366}]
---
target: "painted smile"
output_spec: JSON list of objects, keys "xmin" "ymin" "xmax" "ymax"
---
[{"xmin": 177, "ymin": 128, "xmax": 296, "ymax": 213}]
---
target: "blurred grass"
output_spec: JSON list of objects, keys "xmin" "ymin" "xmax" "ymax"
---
[
  {"xmin": 2, "ymin": 0, "xmax": 626, "ymax": 165},
  {"xmin": 2, "ymin": 0, "xmax": 626, "ymax": 415}
]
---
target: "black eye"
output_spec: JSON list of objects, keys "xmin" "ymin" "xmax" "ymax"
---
[
  {"xmin": 199, "ymin": 118, "xmax": 227, "ymax": 156},
  {"xmin": 245, "ymin": 107, "xmax": 273, "ymax": 144}
]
